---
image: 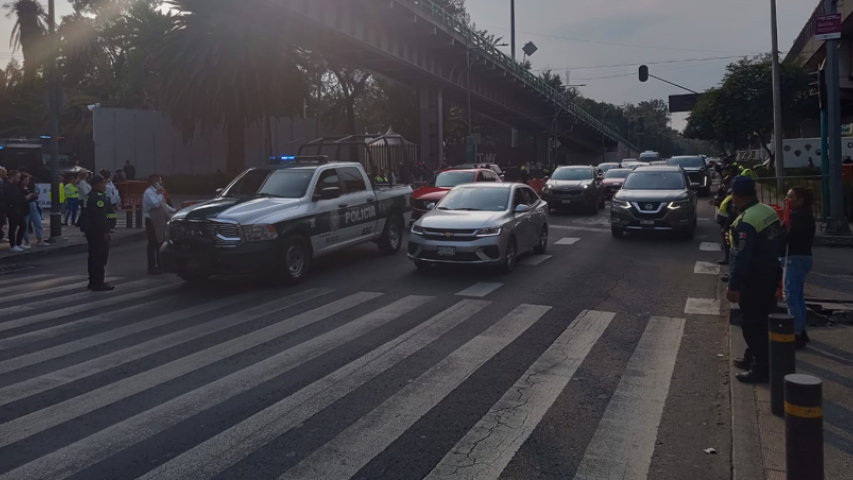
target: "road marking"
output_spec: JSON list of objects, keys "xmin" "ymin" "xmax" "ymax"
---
[
  {"xmin": 0, "ymin": 274, "xmax": 55, "ymax": 288},
  {"xmin": 0, "ymin": 290, "xmax": 332, "ymax": 404},
  {"xmin": 0, "ymin": 279, "xmax": 159, "ymax": 316},
  {"xmin": 572, "ymin": 216, "xmax": 611, "ymax": 226},
  {"xmin": 519, "ymin": 255, "xmax": 552, "ymax": 266},
  {"xmin": 277, "ymin": 304, "xmax": 552, "ymax": 480},
  {"xmin": 573, "ymin": 316, "xmax": 685, "ymax": 480},
  {"xmin": 694, "ymin": 261, "xmax": 722, "ymax": 275},
  {"xmin": 699, "ymin": 242, "xmax": 722, "ymax": 251},
  {"xmin": 425, "ymin": 310, "xmax": 615, "ymax": 480},
  {"xmin": 0, "ymin": 276, "xmax": 106, "ymax": 306},
  {"xmin": 550, "ymin": 225, "xmax": 609, "ymax": 234},
  {"xmin": 0, "ymin": 291, "xmax": 381, "ymax": 449},
  {"xmin": 136, "ymin": 299, "xmax": 491, "ymax": 480},
  {"xmin": 0, "ymin": 295, "xmax": 432, "ymax": 480},
  {"xmin": 555, "ymin": 237, "xmax": 581, "ymax": 245},
  {"xmin": 456, "ymin": 282, "xmax": 503, "ymax": 297},
  {"xmin": 684, "ymin": 297, "xmax": 721, "ymax": 315},
  {"xmin": 0, "ymin": 275, "xmax": 82, "ymax": 296}
]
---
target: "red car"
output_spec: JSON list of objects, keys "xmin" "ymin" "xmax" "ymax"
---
[
  {"xmin": 412, "ymin": 168, "xmax": 501, "ymax": 220},
  {"xmin": 602, "ymin": 168, "xmax": 631, "ymax": 199}
]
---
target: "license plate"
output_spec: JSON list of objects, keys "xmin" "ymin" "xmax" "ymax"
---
[
  {"xmin": 640, "ymin": 220, "xmax": 655, "ymax": 226},
  {"xmin": 561, "ymin": 199, "xmax": 572, "ymax": 204},
  {"xmin": 437, "ymin": 246, "xmax": 456, "ymax": 257}
]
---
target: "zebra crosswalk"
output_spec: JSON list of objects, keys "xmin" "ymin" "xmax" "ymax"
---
[{"xmin": 0, "ymin": 273, "xmax": 688, "ymax": 480}]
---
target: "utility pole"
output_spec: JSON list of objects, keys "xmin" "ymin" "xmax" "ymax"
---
[
  {"xmin": 770, "ymin": 0, "xmax": 786, "ymax": 191},
  {"xmin": 825, "ymin": 0, "xmax": 851, "ymax": 233},
  {"xmin": 47, "ymin": 0, "xmax": 62, "ymax": 241},
  {"xmin": 510, "ymin": 0, "xmax": 516, "ymax": 61}
]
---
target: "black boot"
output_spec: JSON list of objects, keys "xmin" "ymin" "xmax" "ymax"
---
[
  {"xmin": 733, "ymin": 357, "xmax": 753, "ymax": 370},
  {"xmin": 795, "ymin": 333, "xmax": 808, "ymax": 350},
  {"xmin": 736, "ymin": 367, "xmax": 769, "ymax": 384},
  {"xmin": 91, "ymin": 284, "xmax": 115, "ymax": 292}
]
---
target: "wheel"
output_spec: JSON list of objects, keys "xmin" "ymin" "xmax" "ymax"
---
[
  {"xmin": 501, "ymin": 237, "xmax": 518, "ymax": 273},
  {"xmin": 277, "ymin": 235, "xmax": 310, "ymax": 285},
  {"xmin": 177, "ymin": 271, "xmax": 210, "ymax": 283},
  {"xmin": 611, "ymin": 226, "xmax": 624, "ymax": 238},
  {"xmin": 533, "ymin": 225, "xmax": 548, "ymax": 254},
  {"xmin": 378, "ymin": 214, "xmax": 404, "ymax": 255},
  {"xmin": 414, "ymin": 261, "xmax": 432, "ymax": 271}
]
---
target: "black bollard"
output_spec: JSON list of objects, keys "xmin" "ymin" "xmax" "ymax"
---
[
  {"xmin": 126, "ymin": 207, "xmax": 133, "ymax": 229},
  {"xmin": 769, "ymin": 313, "xmax": 796, "ymax": 417},
  {"xmin": 785, "ymin": 374, "xmax": 823, "ymax": 480},
  {"xmin": 135, "ymin": 205, "xmax": 143, "ymax": 230}
]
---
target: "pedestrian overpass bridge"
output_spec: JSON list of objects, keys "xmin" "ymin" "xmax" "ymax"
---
[{"xmin": 275, "ymin": 0, "xmax": 637, "ymax": 167}]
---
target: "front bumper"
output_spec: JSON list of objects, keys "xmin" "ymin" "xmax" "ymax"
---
[
  {"xmin": 407, "ymin": 234, "xmax": 505, "ymax": 265},
  {"xmin": 541, "ymin": 190, "xmax": 596, "ymax": 208},
  {"xmin": 610, "ymin": 203, "xmax": 694, "ymax": 231},
  {"xmin": 160, "ymin": 237, "xmax": 278, "ymax": 275}
]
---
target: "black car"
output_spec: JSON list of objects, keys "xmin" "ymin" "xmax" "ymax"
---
[
  {"xmin": 540, "ymin": 166, "xmax": 605, "ymax": 213},
  {"xmin": 666, "ymin": 156, "xmax": 712, "ymax": 196},
  {"xmin": 610, "ymin": 165, "xmax": 698, "ymax": 239}
]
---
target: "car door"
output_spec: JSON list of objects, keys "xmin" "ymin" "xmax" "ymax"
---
[
  {"xmin": 306, "ymin": 168, "xmax": 345, "ymax": 255},
  {"xmin": 521, "ymin": 187, "xmax": 544, "ymax": 250},
  {"xmin": 338, "ymin": 166, "xmax": 379, "ymax": 245},
  {"xmin": 510, "ymin": 186, "xmax": 534, "ymax": 248}
]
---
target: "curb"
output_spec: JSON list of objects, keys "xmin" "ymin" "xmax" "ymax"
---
[
  {"xmin": 0, "ymin": 231, "xmax": 147, "ymax": 265},
  {"xmin": 813, "ymin": 235, "xmax": 853, "ymax": 247}
]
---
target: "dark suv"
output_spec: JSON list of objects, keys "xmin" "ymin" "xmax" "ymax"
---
[
  {"xmin": 610, "ymin": 165, "xmax": 698, "ymax": 239},
  {"xmin": 666, "ymin": 156, "xmax": 712, "ymax": 196}
]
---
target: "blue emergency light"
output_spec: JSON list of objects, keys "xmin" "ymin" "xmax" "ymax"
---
[{"xmin": 281, "ymin": 156, "xmax": 296, "ymax": 160}]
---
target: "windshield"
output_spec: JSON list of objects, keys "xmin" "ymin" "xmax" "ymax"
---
[
  {"xmin": 436, "ymin": 188, "xmax": 510, "ymax": 212},
  {"xmin": 623, "ymin": 172, "xmax": 686, "ymax": 190},
  {"xmin": 220, "ymin": 169, "xmax": 314, "ymax": 198},
  {"xmin": 552, "ymin": 168, "xmax": 593, "ymax": 181},
  {"xmin": 639, "ymin": 152, "xmax": 659, "ymax": 161},
  {"xmin": 604, "ymin": 169, "xmax": 630, "ymax": 179},
  {"xmin": 429, "ymin": 171, "xmax": 476, "ymax": 188},
  {"xmin": 667, "ymin": 157, "xmax": 706, "ymax": 169},
  {"xmin": 598, "ymin": 163, "xmax": 618, "ymax": 172}
]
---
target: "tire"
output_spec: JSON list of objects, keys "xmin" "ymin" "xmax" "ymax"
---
[
  {"xmin": 277, "ymin": 235, "xmax": 310, "ymax": 285},
  {"xmin": 177, "ymin": 271, "xmax": 210, "ymax": 283},
  {"xmin": 611, "ymin": 226, "xmax": 624, "ymax": 238},
  {"xmin": 533, "ymin": 225, "xmax": 548, "ymax": 254},
  {"xmin": 414, "ymin": 261, "xmax": 432, "ymax": 272},
  {"xmin": 501, "ymin": 237, "xmax": 518, "ymax": 274},
  {"xmin": 378, "ymin": 214, "xmax": 404, "ymax": 255}
]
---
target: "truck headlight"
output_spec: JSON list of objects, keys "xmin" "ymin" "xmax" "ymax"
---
[
  {"xmin": 243, "ymin": 224, "xmax": 278, "ymax": 241},
  {"xmin": 668, "ymin": 200, "xmax": 691, "ymax": 210},
  {"xmin": 612, "ymin": 200, "xmax": 631, "ymax": 209},
  {"xmin": 475, "ymin": 226, "xmax": 502, "ymax": 237},
  {"xmin": 411, "ymin": 224, "xmax": 425, "ymax": 235}
]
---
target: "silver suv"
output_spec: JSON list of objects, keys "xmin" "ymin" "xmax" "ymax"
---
[{"xmin": 610, "ymin": 165, "xmax": 698, "ymax": 239}]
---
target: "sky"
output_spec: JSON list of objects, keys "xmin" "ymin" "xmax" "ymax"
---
[{"xmin": 0, "ymin": 0, "xmax": 820, "ymax": 131}]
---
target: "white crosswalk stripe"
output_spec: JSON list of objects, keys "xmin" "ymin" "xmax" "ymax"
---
[
  {"xmin": 0, "ymin": 274, "xmax": 691, "ymax": 480},
  {"xmin": 0, "ymin": 275, "xmax": 80, "ymax": 296},
  {"xmin": 0, "ymin": 276, "xmax": 103, "ymax": 305},
  {"xmin": 0, "ymin": 274, "xmax": 56, "ymax": 288}
]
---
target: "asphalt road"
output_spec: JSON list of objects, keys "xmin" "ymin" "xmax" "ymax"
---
[{"xmin": 0, "ymin": 198, "xmax": 734, "ymax": 480}]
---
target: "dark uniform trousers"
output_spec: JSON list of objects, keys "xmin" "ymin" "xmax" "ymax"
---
[
  {"xmin": 739, "ymin": 282, "xmax": 778, "ymax": 369},
  {"xmin": 87, "ymin": 232, "xmax": 111, "ymax": 287}
]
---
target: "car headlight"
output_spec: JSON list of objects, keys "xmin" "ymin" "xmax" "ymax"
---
[
  {"xmin": 475, "ymin": 226, "xmax": 502, "ymax": 237},
  {"xmin": 582, "ymin": 184, "xmax": 590, "ymax": 190},
  {"xmin": 543, "ymin": 186, "xmax": 551, "ymax": 194},
  {"xmin": 612, "ymin": 199, "xmax": 631, "ymax": 209},
  {"xmin": 243, "ymin": 224, "xmax": 278, "ymax": 241},
  {"xmin": 411, "ymin": 224, "xmax": 425, "ymax": 235},
  {"xmin": 668, "ymin": 200, "xmax": 692, "ymax": 210}
]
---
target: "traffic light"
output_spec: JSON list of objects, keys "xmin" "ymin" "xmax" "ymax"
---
[
  {"xmin": 809, "ymin": 70, "xmax": 827, "ymax": 110},
  {"xmin": 639, "ymin": 65, "xmax": 649, "ymax": 82}
]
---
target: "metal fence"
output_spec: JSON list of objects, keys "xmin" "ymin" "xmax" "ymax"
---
[{"xmin": 753, "ymin": 175, "xmax": 853, "ymax": 221}]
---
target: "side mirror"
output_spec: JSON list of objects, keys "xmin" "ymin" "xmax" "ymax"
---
[
  {"xmin": 425, "ymin": 202, "xmax": 437, "ymax": 210},
  {"xmin": 317, "ymin": 186, "xmax": 341, "ymax": 200},
  {"xmin": 515, "ymin": 204, "xmax": 531, "ymax": 213},
  {"xmin": 215, "ymin": 188, "xmax": 224, "ymax": 195},
  {"xmin": 689, "ymin": 182, "xmax": 701, "ymax": 191}
]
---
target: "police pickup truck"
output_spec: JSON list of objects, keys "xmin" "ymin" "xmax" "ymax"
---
[{"xmin": 161, "ymin": 157, "xmax": 413, "ymax": 284}]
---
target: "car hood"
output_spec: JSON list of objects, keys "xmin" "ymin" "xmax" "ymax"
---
[
  {"xmin": 602, "ymin": 178, "xmax": 625, "ymax": 186},
  {"xmin": 172, "ymin": 196, "xmax": 302, "ymax": 224},
  {"xmin": 614, "ymin": 189, "xmax": 689, "ymax": 202},
  {"xmin": 547, "ymin": 179, "xmax": 592, "ymax": 189},
  {"xmin": 414, "ymin": 189, "xmax": 450, "ymax": 202},
  {"xmin": 418, "ymin": 210, "xmax": 510, "ymax": 229}
]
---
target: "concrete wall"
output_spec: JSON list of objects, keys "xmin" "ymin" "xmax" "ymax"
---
[{"xmin": 93, "ymin": 108, "xmax": 319, "ymax": 177}]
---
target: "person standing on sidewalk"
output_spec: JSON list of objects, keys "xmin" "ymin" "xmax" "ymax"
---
[
  {"xmin": 726, "ymin": 176, "xmax": 784, "ymax": 383},
  {"xmin": 19, "ymin": 174, "xmax": 44, "ymax": 248},
  {"xmin": 79, "ymin": 175, "xmax": 116, "ymax": 291},
  {"xmin": 2, "ymin": 170, "xmax": 29, "ymax": 252},
  {"xmin": 64, "ymin": 176, "xmax": 80, "ymax": 225},
  {"xmin": 143, "ymin": 174, "xmax": 175, "ymax": 274},
  {"xmin": 780, "ymin": 187, "xmax": 816, "ymax": 349}
]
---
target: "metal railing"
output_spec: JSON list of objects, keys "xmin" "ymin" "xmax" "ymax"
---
[
  {"xmin": 754, "ymin": 175, "xmax": 825, "ymax": 219},
  {"xmin": 405, "ymin": 0, "xmax": 637, "ymax": 151}
]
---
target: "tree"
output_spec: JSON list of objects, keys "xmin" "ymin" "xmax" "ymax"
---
[
  {"xmin": 4, "ymin": 0, "xmax": 46, "ymax": 84},
  {"xmin": 155, "ymin": 0, "xmax": 309, "ymax": 175},
  {"xmin": 539, "ymin": 69, "xmax": 564, "ymax": 92}
]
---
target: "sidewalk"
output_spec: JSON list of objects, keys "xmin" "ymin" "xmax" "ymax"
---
[
  {"xmin": 0, "ymin": 213, "xmax": 147, "ymax": 264},
  {"xmin": 729, "ymin": 246, "xmax": 853, "ymax": 480}
]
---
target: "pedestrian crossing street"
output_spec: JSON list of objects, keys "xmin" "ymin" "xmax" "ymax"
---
[{"xmin": 0, "ymin": 274, "xmax": 687, "ymax": 480}]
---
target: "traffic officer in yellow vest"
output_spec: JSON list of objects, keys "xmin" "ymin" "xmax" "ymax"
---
[
  {"xmin": 726, "ymin": 176, "xmax": 783, "ymax": 383},
  {"xmin": 79, "ymin": 175, "xmax": 117, "ymax": 291}
]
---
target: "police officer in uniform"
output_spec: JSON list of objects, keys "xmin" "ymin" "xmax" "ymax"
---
[
  {"xmin": 726, "ymin": 176, "xmax": 783, "ymax": 383},
  {"xmin": 79, "ymin": 175, "xmax": 117, "ymax": 291}
]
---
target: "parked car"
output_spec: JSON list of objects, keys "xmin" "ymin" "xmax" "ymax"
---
[
  {"xmin": 602, "ymin": 168, "xmax": 631, "ymax": 199},
  {"xmin": 408, "ymin": 183, "xmax": 548, "ymax": 273},
  {"xmin": 666, "ymin": 155, "xmax": 712, "ymax": 196},
  {"xmin": 161, "ymin": 158, "xmax": 413, "ymax": 284},
  {"xmin": 540, "ymin": 166, "xmax": 605, "ymax": 213},
  {"xmin": 412, "ymin": 168, "xmax": 500, "ymax": 221},
  {"xmin": 610, "ymin": 165, "xmax": 698, "ymax": 239}
]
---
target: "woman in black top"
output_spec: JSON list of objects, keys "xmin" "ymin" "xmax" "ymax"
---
[{"xmin": 781, "ymin": 186, "xmax": 816, "ymax": 348}]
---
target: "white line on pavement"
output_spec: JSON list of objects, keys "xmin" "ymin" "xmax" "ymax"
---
[
  {"xmin": 425, "ymin": 309, "xmax": 615, "ymax": 480},
  {"xmin": 0, "ymin": 274, "xmax": 55, "ymax": 288},
  {"xmin": 572, "ymin": 316, "xmax": 686, "ymax": 480},
  {"xmin": 555, "ymin": 237, "xmax": 581, "ymax": 245},
  {"xmin": 684, "ymin": 297, "xmax": 721, "ymax": 315},
  {"xmin": 694, "ymin": 261, "xmax": 722, "ymax": 275},
  {"xmin": 456, "ymin": 282, "xmax": 503, "ymax": 297},
  {"xmin": 699, "ymin": 242, "xmax": 722, "ymax": 252},
  {"xmin": 0, "ymin": 276, "xmax": 98, "ymax": 306},
  {"xmin": 519, "ymin": 255, "xmax": 552, "ymax": 266},
  {"xmin": 0, "ymin": 279, "xmax": 160, "ymax": 316}
]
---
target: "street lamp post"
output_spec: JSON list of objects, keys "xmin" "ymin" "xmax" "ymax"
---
[
  {"xmin": 47, "ymin": 0, "xmax": 62, "ymax": 241},
  {"xmin": 824, "ymin": 0, "xmax": 850, "ymax": 233},
  {"xmin": 770, "ymin": 0, "xmax": 786, "ymax": 191},
  {"xmin": 510, "ymin": 0, "xmax": 516, "ymax": 61}
]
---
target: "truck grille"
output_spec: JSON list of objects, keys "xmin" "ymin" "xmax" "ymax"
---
[
  {"xmin": 170, "ymin": 221, "xmax": 242, "ymax": 247},
  {"xmin": 551, "ymin": 189, "xmax": 583, "ymax": 196}
]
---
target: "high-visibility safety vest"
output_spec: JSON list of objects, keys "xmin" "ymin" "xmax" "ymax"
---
[
  {"xmin": 719, "ymin": 195, "xmax": 733, "ymax": 217},
  {"xmin": 741, "ymin": 168, "xmax": 757, "ymax": 179},
  {"xmin": 729, "ymin": 202, "xmax": 779, "ymax": 248},
  {"xmin": 374, "ymin": 175, "xmax": 387, "ymax": 183},
  {"xmin": 65, "ymin": 183, "xmax": 79, "ymax": 199}
]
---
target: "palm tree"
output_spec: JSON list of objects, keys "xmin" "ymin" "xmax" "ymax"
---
[
  {"xmin": 156, "ymin": 0, "xmax": 309, "ymax": 175},
  {"xmin": 3, "ymin": 0, "xmax": 46, "ymax": 84}
]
